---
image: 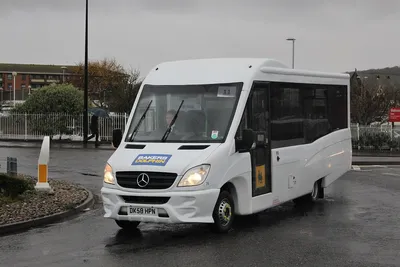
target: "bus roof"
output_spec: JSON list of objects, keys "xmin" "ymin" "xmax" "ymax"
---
[{"xmin": 143, "ymin": 58, "xmax": 349, "ymax": 85}]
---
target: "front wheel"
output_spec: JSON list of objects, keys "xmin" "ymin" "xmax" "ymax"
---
[
  {"xmin": 115, "ymin": 220, "xmax": 140, "ymax": 230},
  {"xmin": 210, "ymin": 190, "xmax": 235, "ymax": 233}
]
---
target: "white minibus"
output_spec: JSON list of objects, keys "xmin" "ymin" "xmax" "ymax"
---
[{"xmin": 101, "ymin": 58, "xmax": 352, "ymax": 233}]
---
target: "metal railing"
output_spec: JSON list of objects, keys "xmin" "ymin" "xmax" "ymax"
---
[
  {"xmin": 0, "ymin": 112, "xmax": 130, "ymax": 142},
  {"xmin": 350, "ymin": 123, "xmax": 396, "ymax": 141},
  {"xmin": 0, "ymin": 112, "xmax": 397, "ymax": 144}
]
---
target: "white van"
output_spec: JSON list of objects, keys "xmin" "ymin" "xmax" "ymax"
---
[{"xmin": 101, "ymin": 58, "xmax": 352, "ymax": 233}]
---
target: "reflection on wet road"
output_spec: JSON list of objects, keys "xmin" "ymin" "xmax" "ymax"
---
[{"xmin": 0, "ymin": 147, "xmax": 399, "ymax": 266}]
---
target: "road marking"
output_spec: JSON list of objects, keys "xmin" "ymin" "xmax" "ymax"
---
[
  {"xmin": 351, "ymin": 165, "xmax": 391, "ymax": 171},
  {"xmin": 358, "ymin": 165, "xmax": 387, "ymax": 168},
  {"xmin": 382, "ymin": 173, "xmax": 400, "ymax": 177},
  {"xmin": 352, "ymin": 165, "xmax": 361, "ymax": 170}
]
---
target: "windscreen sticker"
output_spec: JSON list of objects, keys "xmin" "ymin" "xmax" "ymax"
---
[
  {"xmin": 217, "ymin": 86, "xmax": 236, "ymax": 98},
  {"xmin": 211, "ymin": 130, "xmax": 219, "ymax": 139},
  {"xmin": 132, "ymin": 154, "xmax": 172, "ymax": 166}
]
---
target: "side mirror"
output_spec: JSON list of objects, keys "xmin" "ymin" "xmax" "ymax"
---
[
  {"xmin": 112, "ymin": 129, "xmax": 122, "ymax": 148},
  {"xmin": 239, "ymin": 128, "xmax": 255, "ymax": 152}
]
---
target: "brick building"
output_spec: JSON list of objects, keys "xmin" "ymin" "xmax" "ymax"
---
[{"xmin": 0, "ymin": 63, "xmax": 74, "ymax": 103}]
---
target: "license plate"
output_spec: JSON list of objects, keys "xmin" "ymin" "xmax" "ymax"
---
[{"xmin": 128, "ymin": 206, "xmax": 158, "ymax": 216}]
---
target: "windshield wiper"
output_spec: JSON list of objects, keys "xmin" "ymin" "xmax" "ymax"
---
[
  {"xmin": 128, "ymin": 100, "xmax": 153, "ymax": 141},
  {"xmin": 161, "ymin": 100, "xmax": 184, "ymax": 142}
]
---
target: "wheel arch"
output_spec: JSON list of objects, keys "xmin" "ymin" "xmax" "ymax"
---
[{"xmin": 218, "ymin": 173, "xmax": 252, "ymax": 215}]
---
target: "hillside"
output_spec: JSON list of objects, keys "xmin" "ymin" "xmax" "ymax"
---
[{"xmin": 347, "ymin": 65, "xmax": 400, "ymax": 85}]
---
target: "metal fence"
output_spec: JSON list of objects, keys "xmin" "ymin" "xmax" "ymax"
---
[
  {"xmin": 351, "ymin": 123, "xmax": 397, "ymax": 141},
  {"xmin": 0, "ymin": 113, "xmax": 129, "ymax": 142},
  {"xmin": 0, "ymin": 112, "xmax": 397, "ymax": 143},
  {"xmin": 0, "ymin": 157, "xmax": 17, "ymax": 176}
]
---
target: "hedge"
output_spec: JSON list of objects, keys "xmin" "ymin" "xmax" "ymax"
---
[
  {"xmin": 0, "ymin": 174, "xmax": 34, "ymax": 198},
  {"xmin": 352, "ymin": 132, "xmax": 400, "ymax": 151}
]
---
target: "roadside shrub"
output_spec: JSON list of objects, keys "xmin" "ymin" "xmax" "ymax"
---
[
  {"xmin": 11, "ymin": 84, "xmax": 83, "ymax": 139},
  {"xmin": 388, "ymin": 138, "xmax": 400, "ymax": 151},
  {"xmin": 355, "ymin": 132, "xmax": 392, "ymax": 150},
  {"xmin": 372, "ymin": 132, "xmax": 391, "ymax": 150},
  {"xmin": 0, "ymin": 174, "xmax": 34, "ymax": 199}
]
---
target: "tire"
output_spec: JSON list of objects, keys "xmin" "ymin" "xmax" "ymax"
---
[
  {"xmin": 293, "ymin": 179, "xmax": 321, "ymax": 205},
  {"xmin": 210, "ymin": 190, "xmax": 235, "ymax": 233},
  {"xmin": 115, "ymin": 220, "xmax": 141, "ymax": 230},
  {"xmin": 310, "ymin": 179, "xmax": 320, "ymax": 201}
]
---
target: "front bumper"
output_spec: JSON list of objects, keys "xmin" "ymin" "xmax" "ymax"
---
[{"xmin": 100, "ymin": 187, "xmax": 220, "ymax": 224}]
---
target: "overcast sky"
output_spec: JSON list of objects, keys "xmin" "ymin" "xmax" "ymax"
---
[{"xmin": 1, "ymin": 0, "xmax": 399, "ymax": 76}]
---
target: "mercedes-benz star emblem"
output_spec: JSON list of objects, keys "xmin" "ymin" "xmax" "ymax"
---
[{"xmin": 137, "ymin": 173, "xmax": 150, "ymax": 188}]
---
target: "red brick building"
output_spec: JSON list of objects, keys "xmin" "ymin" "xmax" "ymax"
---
[{"xmin": 0, "ymin": 63, "xmax": 74, "ymax": 102}]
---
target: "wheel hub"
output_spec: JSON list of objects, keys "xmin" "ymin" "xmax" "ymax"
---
[{"xmin": 218, "ymin": 199, "xmax": 232, "ymax": 226}]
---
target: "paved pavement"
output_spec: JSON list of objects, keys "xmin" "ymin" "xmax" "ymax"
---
[
  {"xmin": 0, "ymin": 147, "xmax": 400, "ymax": 266},
  {"xmin": 0, "ymin": 141, "xmax": 114, "ymax": 150},
  {"xmin": 0, "ymin": 146, "xmax": 112, "ymax": 194},
  {"xmin": 2, "ymin": 141, "xmax": 400, "ymax": 164}
]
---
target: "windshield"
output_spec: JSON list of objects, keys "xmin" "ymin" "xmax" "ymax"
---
[{"xmin": 125, "ymin": 82, "xmax": 243, "ymax": 143}]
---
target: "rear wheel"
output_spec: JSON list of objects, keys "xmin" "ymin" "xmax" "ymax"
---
[
  {"xmin": 293, "ymin": 179, "xmax": 322, "ymax": 205},
  {"xmin": 211, "ymin": 190, "xmax": 235, "ymax": 233},
  {"xmin": 115, "ymin": 220, "xmax": 140, "ymax": 230},
  {"xmin": 310, "ymin": 180, "xmax": 320, "ymax": 201}
]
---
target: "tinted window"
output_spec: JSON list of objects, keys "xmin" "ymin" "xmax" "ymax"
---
[
  {"xmin": 251, "ymin": 89, "xmax": 268, "ymax": 132},
  {"xmin": 269, "ymin": 82, "xmax": 347, "ymax": 148},
  {"xmin": 327, "ymin": 85, "xmax": 348, "ymax": 130},
  {"xmin": 235, "ymin": 108, "xmax": 248, "ymax": 141},
  {"xmin": 270, "ymin": 85, "xmax": 304, "ymax": 148}
]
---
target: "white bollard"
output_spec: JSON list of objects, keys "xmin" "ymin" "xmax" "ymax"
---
[{"xmin": 35, "ymin": 136, "xmax": 52, "ymax": 192}]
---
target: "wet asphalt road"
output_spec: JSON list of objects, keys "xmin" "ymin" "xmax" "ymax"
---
[{"xmin": 0, "ymin": 147, "xmax": 400, "ymax": 267}]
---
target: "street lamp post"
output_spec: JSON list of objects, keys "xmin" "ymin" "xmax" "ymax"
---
[
  {"xmin": 12, "ymin": 72, "xmax": 17, "ymax": 107},
  {"xmin": 28, "ymin": 85, "xmax": 31, "ymax": 96},
  {"xmin": 83, "ymin": 0, "xmax": 89, "ymax": 145},
  {"xmin": 286, "ymin": 38, "xmax": 295, "ymax": 69},
  {"xmin": 61, "ymin": 66, "xmax": 67, "ymax": 83}
]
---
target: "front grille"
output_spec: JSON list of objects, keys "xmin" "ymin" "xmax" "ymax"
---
[
  {"xmin": 115, "ymin": 171, "xmax": 177, "ymax": 189},
  {"xmin": 121, "ymin": 196, "xmax": 170, "ymax": 204}
]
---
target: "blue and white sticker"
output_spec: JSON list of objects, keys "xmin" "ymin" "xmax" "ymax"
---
[{"xmin": 132, "ymin": 154, "xmax": 172, "ymax": 166}]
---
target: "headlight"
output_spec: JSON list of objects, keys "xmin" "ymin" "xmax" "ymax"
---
[
  {"xmin": 104, "ymin": 163, "xmax": 115, "ymax": 185},
  {"xmin": 178, "ymin": 164, "xmax": 210, "ymax": 187}
]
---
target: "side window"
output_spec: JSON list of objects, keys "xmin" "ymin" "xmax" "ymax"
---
[
  {"xmin": 235, "ymin": 83, "xmax": 268, "ymax": 141},
  {"xmin": 327, "ymin": 85, "xmax": 347, "ymax": 130},
  {"xmin": 303, "ymin": 86, "xmax": 330, "ymax": 142},
  {"xmin": 270, "ymin": 82, "xmax": 348, "ymax": 149},
  {"xmin": 235, "ymin": 108, "xmax": 248, "ymax": 140},
  {"xmin": 251, "ymin": 89, "xmax": 268, "ymax": 132},
  {"xmin": 270, "ymin": 83, "xmax": 304, "ymax": 148}
]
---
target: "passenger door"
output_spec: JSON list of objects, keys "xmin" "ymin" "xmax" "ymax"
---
[{"xmin": 248, "ymin": 82, "xmax": 272, "ymax": 197}]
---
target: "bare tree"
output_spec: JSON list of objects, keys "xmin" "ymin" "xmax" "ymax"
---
[
  {"xmin": 69, "ymin": 58, "xmax": 141, "ymax": 112},
  {"xmin": 350, "ymin": 71, "xmax": 395, "ymax": 125},
  {"xmin": 107, "ymin": 68, "xmax": 142, "ymax": 113}
]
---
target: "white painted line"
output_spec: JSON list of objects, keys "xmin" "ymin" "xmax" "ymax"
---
[
  {"xmin": 358, "ymin": 165, "xmax": 387, "ymax": 168},
  {"xmin": 352, "ymin": 165, "xmax": 361, "ymax": 170},
  {"xmin": 382, "ymin": 173, "xmax": 400, "ymax": 177}
]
